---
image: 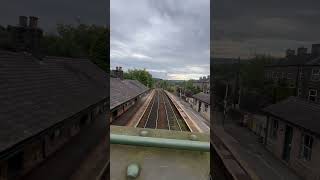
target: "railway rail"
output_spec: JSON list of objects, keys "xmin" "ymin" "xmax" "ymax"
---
[{"xmin": 137, "ymin": 89, "xmax": 189, "ymax": 131}]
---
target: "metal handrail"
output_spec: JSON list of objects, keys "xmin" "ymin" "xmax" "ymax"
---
[{"xmin": 110, "ymin": 134, "xmax": 210, "ymax": 152}]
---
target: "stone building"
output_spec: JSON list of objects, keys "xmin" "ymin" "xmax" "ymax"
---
[
  {"xmin": 110, "ymin": 67, "xmax": 149, "ymax": 123},
  {"xmin": 0, "ymin": 16, "xmax": 43, "ymax": 53},
  {"xmin": 264, "ymin": 44, "xmax": 320, "ymax": 103},
  {"xmin": 192, "ymin": 75, "xmax": 210, "ymax": 94},
  {"xmin": 263, "ymin": 97, "xmax": 320, "ymax": 180},
  {"xmin": 0, "ymin": 50, "xmax": 108, "ymax": 180},
  {"xmin": 191, "ymin": 92, "xmax": 210, "ymax": 121}
]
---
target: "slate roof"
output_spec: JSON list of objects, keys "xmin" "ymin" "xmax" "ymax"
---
[
  {"xmin": 110, "ymin": 78, "xmax": 149, "ymax": 110},
  {"xmin": 263, "ymin": 97, "xmax": 320, "ymax": 135},
  {"xmin": 0, "ymin": 50, "xmax": 108, "ymax": 154},
  {"xmin": 193, "ymin": 92, "xmax": 210, "ymax": 105}
]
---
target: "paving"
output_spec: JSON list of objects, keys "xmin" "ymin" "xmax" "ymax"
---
[
  {"xmin": 127, "ymin": 89, "xmax": 155, "ymax": 127},
  {"xmin": 22, "ymin": 113, "xmax": 108, "ymax": 180},
  {"xmin": 212, "ymin": 115, "xmax": 302, "ymax": 180},
  {"xmin": 167, "ymin": 93, "xmax": 210, "ymax": 134}
]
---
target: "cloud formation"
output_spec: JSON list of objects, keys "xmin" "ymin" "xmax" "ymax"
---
[
  {"xmin": 111, "ymin": 0, "xmax": 210, "ymax": 80},
  {"xmin": 212, "ymin": 0, "xmax": 320, "ymax": 58}
]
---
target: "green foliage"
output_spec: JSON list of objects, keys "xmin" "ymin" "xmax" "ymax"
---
[
  {"xmin": 181, "ymin": 80, "xmax": 202, "ymax": 95},
  {"xmin": 124, "ymin": 69, "xmax": 154, "ymax": 87},
  {"xmin": 158, "ymin": 80, "xmax": 169, "ymax": 89},
  {"xmin": 40, "ymin": 24, "xmax": 109, "ymax": 72}
]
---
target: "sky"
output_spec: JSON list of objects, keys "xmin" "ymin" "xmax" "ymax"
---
[
  {"xmin": 212, "ymin": 0, "xmax": 320, "ymax": 59},
  {"xmin": 110, "ymin": 0, "xmax": 210, "ymax": 80},
  {"xmin": 0, "ymin": 0, "xmax": 107, "ymax": 32}
]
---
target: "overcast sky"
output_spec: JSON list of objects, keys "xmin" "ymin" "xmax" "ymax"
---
[
  {"xmin": 0, "ymin": 0, "xmax": 107, "ymax": 32},
  {"xmin": 111, "ymin": 0, "xmax": 210, "ymax": 80},
  {"xmin": 212, "ymin": 0, "xmax": 320, "ymax": 59}
]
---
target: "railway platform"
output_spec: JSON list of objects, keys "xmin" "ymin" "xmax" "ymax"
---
[{"xmin": 165, "ymin": 91, "xmax": 210, "ymax": 134}]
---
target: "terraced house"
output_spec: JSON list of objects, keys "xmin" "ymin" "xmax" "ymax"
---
[
  {"xmin": 0, "ymin": 50, "xmax": 108, "ymax": 180},
  {"xmin": 264, "ymin": 44, "xmax": 320, "ymax": 103}
]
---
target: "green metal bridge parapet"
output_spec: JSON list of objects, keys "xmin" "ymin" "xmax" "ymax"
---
[{"xmin": 110, "ymin": 125, "xmax": 210, "ymax": 180}]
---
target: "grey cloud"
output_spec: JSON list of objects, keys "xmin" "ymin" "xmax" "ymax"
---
[
  {"xmin": 212, "ymin": 0, "xmax": 320, "ymax": 58},
  {"xmin": 111, "ymin": 0, "xmax": 210, "ymax": 80}
]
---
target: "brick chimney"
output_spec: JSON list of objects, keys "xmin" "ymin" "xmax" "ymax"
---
[
  {"xmin": 297, "ymin": 47, "xmax": 308, "ymax": 56},
  {"xmin": 311, "ymin": 44, "xmax": 320, "ymax": 57},
  {"xmin": 29, "ymin": 16, "xmax": 38, "ymax": 29},
  {"xmin": 19, "ymin": 16, "xmax": 28, "ymax": 27},
  {"xmin": 286, "ymin": 49, "xmax": 295, "ymax": 57},
  {"xmin": 111, "ymin": 66, "xmax": 124, "ymax": 79}
]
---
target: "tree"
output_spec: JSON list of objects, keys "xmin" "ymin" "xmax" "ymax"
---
[
  {"xmin": 124, "ymin": 69, "xmax": 154, "ymax": 87},
  {"xmin": 40, "ymin": 24, "xmax": 109, "ymax": 72}
]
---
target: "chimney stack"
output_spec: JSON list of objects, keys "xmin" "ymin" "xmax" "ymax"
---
[
  {"xmin": 29, "ymin": 16, "xmax": 38, "ymax": 28},
  {"xmin": 311, "ymin": 44, "xmax": 320, "ymax": 57},
  {"xmin": 119, "ymin": 66, "xmax": 122, "ymax": 71},
  {"xmin": 297, "ymin": 47, "xmax": 308, "ymax": 56},
  {"xmin": 286, "ymin": 49, "xmax": 295, "ymax": 57},
  {"xmin": 19, "ymin": 16, "xmax": 28, "ymax": 27}
]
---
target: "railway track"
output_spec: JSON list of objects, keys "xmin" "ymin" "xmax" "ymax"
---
[{"xmin": 137, "ymin": 89, "xmax": 189, "ymax": 131}]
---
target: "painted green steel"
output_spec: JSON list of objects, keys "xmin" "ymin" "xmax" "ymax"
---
[{"xmin": 110, "ymin": 134, "xmax": 210, "ymax": 152}]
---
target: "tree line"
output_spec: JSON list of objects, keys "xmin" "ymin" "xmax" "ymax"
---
[{"xmin": 0, "ymin": 24, "xmax": 109, "ymax": 72}]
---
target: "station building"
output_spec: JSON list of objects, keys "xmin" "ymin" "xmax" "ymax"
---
[
  {"xmin": 191, "ymin": 92, "xmax": 210, "ymax": 121},
  {"xmin": 263, "ymin": 97, "xmax": 320, "ymax": 180},
  {"xmin": 0, "ymin": 50, "xmax": 108, "ymax": 180},
  {"xmin": 110, "ymin": 67, "xmax": 149, "ymax": 123}
]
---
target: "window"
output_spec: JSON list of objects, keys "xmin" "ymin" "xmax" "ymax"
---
[
  {"xmin": 204, "ymin": 104, "xmax": 208, "ymax": 112},
  {"xmin": 308, "ymin": 89, "xmax": 317, "ymax": 102},
  {"xmin": 269, "ymin": 119, "xmax": 278, "ymax": 139},
  {"xmin": 50, "ymin": 129, "xmax": 60, "ymax": 141},
  {"xmin": 297, "ymin": 88, "xmax": 302, "ymax": 96},
  {"xmin": 299, "ymin": 71, "xmax": 304, "ymax": 81},
  {"xmin": 272, "ymin": 71, "xmax": 276, "ymax": 79},
  {"xmin": 311, "ymin": 69, "xmax": 320, "ymax": 81},
  {"xmin": 281, "ymin": 72, "xmax": 286, "ymax": 79},
  {"xmin": 300, "ymin": 133, "xmax": 313, "ymax": 161},
  {"xmin": 287, "ymin": 73, "xmax": 293, "ymax": 79},
  {"xmin": 289, "ymin": 81, "xmax": 295, "ymax": 88}
]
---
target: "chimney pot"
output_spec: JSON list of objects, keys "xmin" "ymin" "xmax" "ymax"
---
[
  {"xmin": 19, "ymin": 16, "xmax": 28, "ymax": 27},
  {"xmin": 286, "ymin": 49, "xmax": 295, "ymax": 57},
  {"xmin": 29, "ymin": 16, "xmax": 38, "ymax": 28}
]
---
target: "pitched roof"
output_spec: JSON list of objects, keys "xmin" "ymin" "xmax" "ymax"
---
[
  {"xmin": 110, "ymin": 78, "xmax": 149, "ymax": 110},
  {"xmin": 193, "ymin": 92, "xmax": 210, "ymax": 105},
  {"xmin": 0, "ymin": 50, "xmax": 108, "ymax": 153},
  {"xmin": 263, "ymin": 97, "xmax": 320, "ymax": 135}
]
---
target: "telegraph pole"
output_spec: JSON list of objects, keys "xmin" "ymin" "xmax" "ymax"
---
[{"xmin": 223, "ymin": 82, "xmax": 229, "ymax": 127}]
